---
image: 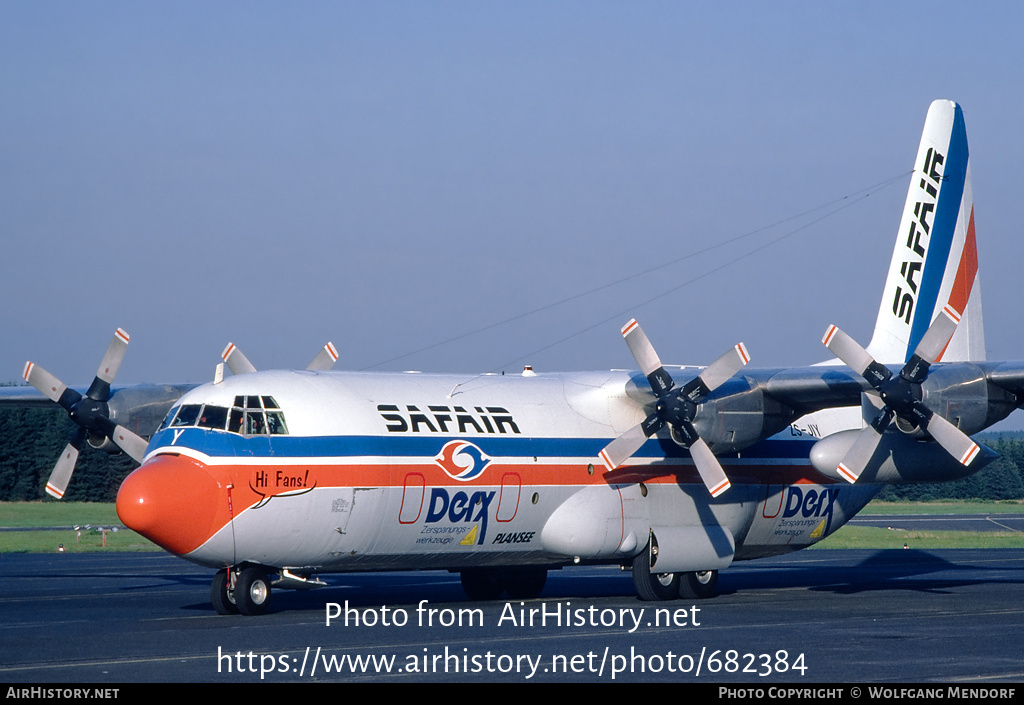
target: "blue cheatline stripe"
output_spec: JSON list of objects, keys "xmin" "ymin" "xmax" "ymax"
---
[
  {"xmin": 907, "ymin": 104, "xmax": 969, "ymax": 360},
  {"xmin": 147, "ymin": 427, "xmax": 818, "ymax": 462}
]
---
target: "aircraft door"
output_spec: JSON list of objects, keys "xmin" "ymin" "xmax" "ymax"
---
[
  {"xmin": 399, "ymin": 473, "xmax": 426, "ymax": 524},
  {"xmin": 762, "ymin": 474, "xmax": 786, "ymax": 519},
  {"xmin": 496, "ymin": 473, "xmax": 521, "ymax": 522}
]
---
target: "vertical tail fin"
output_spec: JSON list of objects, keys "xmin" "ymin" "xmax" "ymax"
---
[{"xmin": 866, "ymin": 100, "xmax": 985, "ymax": 365}]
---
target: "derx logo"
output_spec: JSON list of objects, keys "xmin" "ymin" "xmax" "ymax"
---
[{"xmin": 434, "ymin": 440, "xmax": 491, "ymax": 481}]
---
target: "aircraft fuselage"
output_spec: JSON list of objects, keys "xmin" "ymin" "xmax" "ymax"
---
[{"xmin": 116, "ymin": 368, "xmax": 873, "ymax": 577}]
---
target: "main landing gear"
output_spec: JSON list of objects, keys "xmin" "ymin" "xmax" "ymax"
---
[
  {"xmin": 631, "ymin": 545, "xmax": 719, "ymax": 601},
  {"xmin": 211, "ymin": 565, "xmax": 273, "ymax": 616}
]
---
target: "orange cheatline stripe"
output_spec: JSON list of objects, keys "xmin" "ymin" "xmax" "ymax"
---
[{"xmin": 936, "ymin": 208, "xmax": 978, "ymax": 362}]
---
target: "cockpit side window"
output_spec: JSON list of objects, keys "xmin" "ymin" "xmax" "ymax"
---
[
  {"xmin": 266, "ymin": 410, "xmax": 288, "ymax": 434},
  {"xmin": 246, "ymin": 411, "xmax": 266, "ymax": 435},
  {"xmin": 158, "ymin": 405, "xmax": 179, "ymax": 432},
  {"xmin": 228, "ymin": 408, "xmax": 244, "ymax": 434},
  {"xmin": 197, "ymin": 406, "xmax": 229, "ymax": 430},
  {"xmin": 171, "ymin": 404, "xmax": 202, "ymax": 427}
]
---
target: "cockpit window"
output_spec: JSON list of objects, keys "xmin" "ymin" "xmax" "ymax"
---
[
  {"xmin": 266, "ymin": 410, "xmax": 288, "ymax": 435},
  {"xmin": 228, "ymin": 408, "xmax": 244, "ymax": 434},
  {"xmin": 228, "ymin": 395, "xmax": 288, "ymax": 436},
  {"xmin": 171, "ymin": 404, "xmax": 202, "ymax": 427},
  {"xmin": 158, "ymin": 406, "xmax": 178, "ymax": 432},
  {"xmin": 197, "ymin": 405, "xmax": 229, "ymax": 430},
  {"xmin": 158, "ymin": 397, "xmax": 288, "ymax": 436}
]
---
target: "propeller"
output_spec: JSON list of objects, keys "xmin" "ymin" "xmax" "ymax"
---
[
  {"xmin": 221, "ymin": 341, "xmax": 339, "ymax": 375},
  {"xmin": 599, "ymin": 319, "xmax": 750, "ymax": 497},
  {"xmin": 822, "ymin": 304, "xmax": 979, "ymax": 483},
  {"xmin": 23, "ymin": 329, "xmax": 149, "ymax": 499}
]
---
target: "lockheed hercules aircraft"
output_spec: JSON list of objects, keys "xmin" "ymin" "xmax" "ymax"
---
[{"xmin": 8, "ymin": 101, "xmax": 1022, "ymax": 615}]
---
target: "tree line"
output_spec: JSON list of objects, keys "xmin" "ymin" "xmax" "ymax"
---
[{"xmin": 0, "ymin": 405, "xmax": 1022, "ymax": 502}]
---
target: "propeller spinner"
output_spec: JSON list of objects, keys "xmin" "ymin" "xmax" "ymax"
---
[
  {"xmin": 822, "ymin": 305, "xmax": 979, "ymax": 483},
  {"xmin": 599, "ymin": 319, "xmax": 749, "ymax": 497},
  {"xmin": 23, "ymin": 329, "xmax": 149, "ymax": 499}
]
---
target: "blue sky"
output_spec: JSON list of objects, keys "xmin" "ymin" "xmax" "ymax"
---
[{"xmin": 3, "ymin": 2, "xmax": 1023, "ymax": 428}]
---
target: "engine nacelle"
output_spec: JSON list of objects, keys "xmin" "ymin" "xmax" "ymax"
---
[
  {"xmin": 917, "ymin": 363, "xmax": 1019, "ymax": 435},
  {"xmin": 810, "ymin": 428, "xmax": 997, "ymax": 484},
  {"xmin": 108, "ymin": 384, "xmax": 194, "ymax": 437},
  {"xmin": 691, "ymin": 377, "xmax": 796, "ymax": 454}
]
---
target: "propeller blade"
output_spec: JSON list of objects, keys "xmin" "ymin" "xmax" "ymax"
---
[
  {"xmin": 900, "ymin": 306, "xmax": 962, "ymax": 384},
  {"xmin": 699, "ymin": 343, "xmax": 750, "ymax": 393},
  {"xmin": 599, "ymin": 420, "xmax": 654, "ymax": 471},
  {"xmin": 835, "ymin": 423, "xmax": 884, "ymax": 483},
  {"xmin": 912, "ymin": 306, "xmax": 960, "ymax": 366},
  {"xmin": 23, "ymin": 362, "xmax": 74, "ymax": 406},
  {"xmin": 688, "ymin": 438, "xmax": 731, "ymax": 497},
  {"xmin": 621, "ymin": 319, "xmax": 661, "ymax": 377},
  {"xmin": 45, "ymin": 429, "xmax": 86, "ymax": 499},
  {"xmin": 95, "ymin": 329, "xmax": 130, "ymax": 386},
  {"xmin": 306, "ymin": 342, "xmax": 339, "ymax": 371},
  {"xmin": 822, "ymin": 324, "xmax": 891, "ymax": 388},
  {"xmin": 922, "ymin": 411, "xmax": 981, "ymax": 466},
  {"xmin": 682, "ymin": 342, "xmax": 750, "ymax": 401},
  {"xmin": 110, "ymin": 425, "xmax": 149, "ymax": 464},
  {"xmin": 45, "ymin": 445, "xmax": 79, "ymax": 499},
  {"xmin": 222, "ymin": 343, "xmax": 257, "ymax": 375},
  {"xmin": 86, "ymin": 328, "xmax": 131, "ymax": 402},
  {"xmin": 621, "ymin": 319, "xmax": 674, "ymax": 394}
]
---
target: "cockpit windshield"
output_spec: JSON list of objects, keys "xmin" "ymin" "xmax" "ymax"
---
[{"xmin": 158, "ymin": 395, "xmax": 288, "ymax": 436}]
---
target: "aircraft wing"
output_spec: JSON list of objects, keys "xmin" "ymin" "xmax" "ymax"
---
[
  {"xmin": 0, "ymin": 385, "xmax": 58, "ymax": 408},
  {"xmin": 755, "ymin": 361, "xmax": 1024, "ymax": 424},
  {"xmin": 760, "ymin": 365, "xmax": 872, "ymax": 413}
]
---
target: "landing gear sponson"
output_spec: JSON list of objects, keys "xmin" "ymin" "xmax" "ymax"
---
[{"xmin": 209, "ymin": 560, "xmax": 714, "ymax": 614}]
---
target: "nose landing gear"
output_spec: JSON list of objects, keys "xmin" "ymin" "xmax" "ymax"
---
[{"xmin": 211, "ymin": 565, "xmax": 273, "ymax": 616}]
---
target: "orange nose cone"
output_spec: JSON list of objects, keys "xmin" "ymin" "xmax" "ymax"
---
[{"xmin": 117, "ymin": 454, "xmax": 230, "ymax": 556}]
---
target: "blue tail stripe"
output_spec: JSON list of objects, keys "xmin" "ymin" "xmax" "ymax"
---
[{"xmin": 907, "ymin": 105, "xmax": 969, "ymax": 359}]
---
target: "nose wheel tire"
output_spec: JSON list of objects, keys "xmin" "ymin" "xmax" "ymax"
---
[
  {"xmin": 211, "ymin": 568, "xmax": 239, "ymax": 615},
  {"xmin": 235, "ymin": 566, "xmax": 272, "ymax": 616}
]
